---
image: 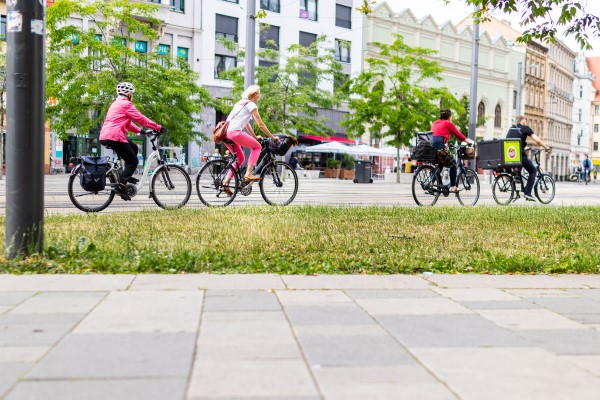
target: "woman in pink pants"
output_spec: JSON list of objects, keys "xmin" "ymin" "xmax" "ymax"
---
[{"xmin": 222, "ymin": 85, "xmax": 279, "ymax": 194}]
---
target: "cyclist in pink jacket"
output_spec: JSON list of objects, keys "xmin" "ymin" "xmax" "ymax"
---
[{"xmin": 99, "ymin": 82, "xmax": 166, "ymax": 200}]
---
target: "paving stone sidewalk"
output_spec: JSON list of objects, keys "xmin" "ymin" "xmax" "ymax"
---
[{"xmin": 2, "ymin": 274, "xmax": 600, "ymax": 400}]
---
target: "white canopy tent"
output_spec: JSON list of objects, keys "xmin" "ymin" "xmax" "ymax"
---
[{"xmin": 304, "ymin": 141, "xmax": 352, "ymax": 154}]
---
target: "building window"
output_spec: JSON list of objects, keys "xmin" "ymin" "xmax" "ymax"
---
[
  {"xmin": 299, "ymin": 0, "xmax": 318, "ymax": 21},
  {"xmin": 148, "ymin": 0, "xmax": 161, "ymax": 3},
  {"xmin": 594, "ymin": 142, "xmax": 599, "ymax": 151},
  {"xmin": 260, "ymin": 0, "xmax": 280, "ymax": 13},
  {"xmin": 222, "ymin": 0, "xmax": 239, "ymax": 3},
  {"xmin": 335, "ymin": 4, "xmax": 351, "ymax": 29},
  {"xmin": 595, "ymin": 105, "xmax": 600, "ymax": 115},
  {"xmin": 259, "ymin": 59, "xmax": 278, "ymax": 82},
  {"xmin": 177, "ymin": 47, "xmax": 189, "ymax": 63},
  {"xmin": 1, "ymin": 15, "xmax": 6, "ymax": 41},
  {"xmin": 335, "ymin": 39, "xmax": 351, "ymax": 63},
  {"xmin": 477, "ymin": 101, "xmax": 486, "ymax": 125},
  {"xmin": 494, "ymin": 104, "xmax": 501, "ymax": 128},
  {"xmin": 171, "ymin": 0, "xmax": 184, "ymax": 12},
  {"xmin": 595, "ymin": 124, "xmax": 599, "ymax": 133},
  {"xmin": 215, "ymin": 54, "xmax": 237, "ymax": 79},
  {"xmin": 135, "ymin": 41, "xmax": 148, "ymax": 67},
  {"xmin": 299, "ymin": 31, "xmax": 317, "ymax": 47},
  {"xmin": 579, "ymin": 85, "xmax": 583, "ymax": 98},
  {"xmin": 512, "ymin": 90, "xmax": 517, "ymax": 110},
  {"xmin": 259, "ymin": 24, "xmax": 280, "ymax": 49},
  {"xmin": 216, "ymin": 14, "xmax": 238, "ymax": 43},
  {"xmin": 334, "ymin": 73, "xmax": 349, "ymax": 91},
  {"xmin": 578, "ymin": 108, "xmax": 582, "ymax": 122},
  {"xmin": 157, "ymin": 44, "xmax": 170, "ymax": 67}
]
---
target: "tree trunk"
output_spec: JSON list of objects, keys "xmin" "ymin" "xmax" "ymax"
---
[{"xmin": 396, "ymin": 146, "xmax": 400, "ymax": 183}]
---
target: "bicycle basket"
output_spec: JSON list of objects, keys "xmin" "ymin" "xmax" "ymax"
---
[
  {"xmin": 270, "ymin": 134, "xmax": 297, "ymax": 156},
  {"xmin": 458, "ymin": 146, "xmax": 475, "ymax": 160}
]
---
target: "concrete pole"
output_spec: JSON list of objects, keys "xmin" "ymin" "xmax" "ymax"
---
[
  {"xmin": 5, "ymin": 0, "xmax": 45, "ymax": 257},
  {"xmin": 244, "ymin": 0, "xmax": 256, "ymax": 88},
  {"xmin": 516, "ymin": 62, "xmax": 523, "ymax": 117},
  {"xmin": 467, "ymin": 6, "xmax": 480, "ymax": 144}
]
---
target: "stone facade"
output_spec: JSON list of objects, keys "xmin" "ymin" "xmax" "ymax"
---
[
  {"xmin": 571, "ymin": 53, "xmax": 594, "ymax": 170},
  {"xmin": 366, "ymin": 3, "xmax": 524, "ymax": 144},
  {"xmin": 587, "ymin": 57, "xmax": 600, "ymax": 168}
]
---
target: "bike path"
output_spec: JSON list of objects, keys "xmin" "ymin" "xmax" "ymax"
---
[{"xmin": 1, "ymin": 274, "xmax": 600, "ymax": 399}]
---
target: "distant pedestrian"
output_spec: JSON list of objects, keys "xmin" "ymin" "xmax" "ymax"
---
[
  {"xmin": 582, "ymin": 155, "xmax": 593, "ymax": 184},
  {"xmin": 289, "ymin": 154, "xmax": 299, "ymax": 170}
]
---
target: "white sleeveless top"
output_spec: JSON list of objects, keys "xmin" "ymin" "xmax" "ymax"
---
[{"xmin": 227, "ymin": 100, "xmax": 258, "ymax": 133}]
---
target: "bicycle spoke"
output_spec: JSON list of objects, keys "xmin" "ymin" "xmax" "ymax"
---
[
  {"xmin": 68, "ymin": 169, "xmax": 116, "ymax": 212},
  {"xmin": 151, "ymin": 165, "xmax": 191, "ymax": 209},
  {"xmin": 492, "ymin": 174, "xmax": 514, "ymax": 206},
  {"xmin": 259, "ymin": 161, "xmax": 298, "ymax": 206},
  {"xmin": 196, "ymin": 160, "xmax": 238, "ymax": 207},
  {"xmin": 412, "ymin": 165, "xmax": 440, "ymax": 206},
  {"xmin": 457, "ymin": 168, "xmax": 480, "ymax": 206}
]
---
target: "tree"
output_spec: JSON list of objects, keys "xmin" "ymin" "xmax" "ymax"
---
[
  {"xmin": 356, "ymin": 1, "xmax": 599, "ymax": 50},
  {"xmin": 463, "ymin": 0, "xmax": 600, "ymax": 50},
  {"xmin": 46, "ymin": 0, "xmax": 211, "ymax": 145},
  {"xmin": 341, "ymin": 34, "xmax": 462, "ymax": 182},
  {"xmin": 218, "ymin": 35, "xmax": 344, "ymax": 137}
]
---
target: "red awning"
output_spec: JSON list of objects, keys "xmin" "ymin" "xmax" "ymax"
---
[{"xmin": 299, "ymin": 135, "xmax": 364, "ymax": 145}]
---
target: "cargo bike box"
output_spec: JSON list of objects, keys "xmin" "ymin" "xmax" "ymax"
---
[{"xmin": 476, "ymin": 138, "xmax": 522, "ymax": 169}]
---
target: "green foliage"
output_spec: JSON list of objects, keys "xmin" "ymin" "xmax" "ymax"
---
[
  {"xmin": 326, "ymin": 157, "xmax": 341, "ymax": 169},
  {"xmin": 454, "ymin": 94, "xmax": 470, "ymax": 136},
  {"xmin": 340, "ymin": 153, "xmax": 355, "ymax": 170},
  {"xmin": 457, "ymin": 0, "xmax": 600, "ymax": 50},
  {"xmin": 0, "ymin": 206, "xmax": 599, "ymax": 274},
  {"xmin": 46, "ymin": 0, "xmax": 212, "ymax": 145},
  {"xmin": 342, "ymin": 34, "xmax": 462, "ymax": 148},
  {"xmin": 219, "ymin": 35, "xmax": 345, "ymax": 137}
]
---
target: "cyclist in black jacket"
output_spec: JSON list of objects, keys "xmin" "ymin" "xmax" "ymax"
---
[{"xmin": 506, "ymin": 115, "xmax": 551, "ymax": 201}]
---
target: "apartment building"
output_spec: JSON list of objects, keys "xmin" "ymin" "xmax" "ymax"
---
[
  {"xmin": 366, "ymin": 3, "xmax": 524, "ymax": 144},
  {"xmin": 545, "ymin": 40, "xmax": 576, "ymax": 180},
  {"xmin": 523, "ymin": 41, "xmax": 549, "ymax": 167},
  {"xmin": 197, "ymin": 0, "xmax": 364, "ymax": 158},
  {"xmin": 571, "ymin": 52, "xmax": 594, "ymax": 170},
  {"xmin": 588, "ymin": 57, "xmax": 600, "ymax": 168}
]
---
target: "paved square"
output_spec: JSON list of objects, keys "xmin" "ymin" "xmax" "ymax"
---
[{"xmin": 1, "ymin": 274, "xmax": 600, "ymax": 399}]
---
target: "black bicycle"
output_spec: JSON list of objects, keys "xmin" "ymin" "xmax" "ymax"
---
[
  {"xmin": 68, "ymin": 130, "xmax": 192, "ymax": 212},
  {"xmin": 196, "ymin": 136, "xmax": 298, "ymax": 207},
  {"xmin": 492, "ymin": 148, "xmax": 555, "ymax": 205},
  {"xmin": 412, "ymin": 143, "xmax": 480, "ymax": 206}
]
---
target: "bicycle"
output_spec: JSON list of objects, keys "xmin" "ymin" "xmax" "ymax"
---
[
  {"xmin": 412, "ymin": 143, "xmax": 480, "ymax": 206},
  {"xmin": 68, "ymin": 130, "xmax": 192, "ymax": 212},
  {"xmin": 196, "ymin": 136, "xmax": 298, "ymax": 207},
  {"xmin": 491, "ymin": 148, "xmax": 555, "ymax": 205}
]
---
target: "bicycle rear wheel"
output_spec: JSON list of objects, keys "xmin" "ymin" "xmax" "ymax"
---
[
  {"xmin": 68, "ymin": 167, "xmax": 116, "ymax": 213},
  {"xmin": 534, "ymin": 174, "xmax": 555, "ymax": 204},
  {"xmin": 492, "ymin": 174, "xmax": 515, "ymax": 206},
  {"xmin": 412, "ymin": 165, "xmax": 440, "ymax": 206},
  {"xmin": 196, "ymin": 160, "xmax": 239, "ymax": 207},
  {"xmin": 456, "ymin": 167, "xmax": 480, "ymax": 206},
  {"xmin": 150, "ymin": 164, "xmax": 191, "ymax": 209},
  {"xmin": 259, "ymin": 161, "xmax": 298, "ymax": 206}
]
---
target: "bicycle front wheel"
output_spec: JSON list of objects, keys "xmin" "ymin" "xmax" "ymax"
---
[
  {"xmin": 196, "ymin": 160, "xmax": 239, "ymax": 207},
  {"xmin": 456, "ymin": 167, "xmax": 480, "ymax": 206},
  {"xmin": 412, "ymin": 165, "xmax": 440, "ymax": 206},
  {"xmin": 68, "ymin": 167, "xmax": 116, "ymax": 213},
  {"xmin": 259, "ymin": 161, "xmax": 298, "ymax": 206},
  {"xmin": 492, "ymin": 174, "xmax": 515, "ymax": 206},
  {"xmin": 535, "ymin": 174, "xmax": 555, "ymax": 204},
  {"xmin": 150, "ymin": 164, "xmax": 191, "ymax": 209}
]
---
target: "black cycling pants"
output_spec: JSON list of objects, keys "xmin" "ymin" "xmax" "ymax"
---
[
  {"xmin": 100, "ymin": 139, "xmax": 138, "ymax": 184},
  {"xmin": 521, "ymin": 154, "xmax": 536, "ymax": 196}
]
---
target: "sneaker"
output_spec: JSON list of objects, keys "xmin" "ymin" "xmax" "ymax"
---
[
  {"xmin": 112, "ymin": 184, "xmax": 131, "ymax": 201},
  {"xmin": 524, "ymin": 194, "xmax": 536, "ymax": 202},
  {"xmin": 127, "ymin": 177, "xmax": 139, "ymax": 185}
]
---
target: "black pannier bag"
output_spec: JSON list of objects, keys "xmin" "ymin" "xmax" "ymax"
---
[
  {"xmin": 79, "ymin": 156, "xmax": 109, "ymax": 192},
  {"xmin": 411, "ymin": 141, "xmax": 436, "ymax": 162}
]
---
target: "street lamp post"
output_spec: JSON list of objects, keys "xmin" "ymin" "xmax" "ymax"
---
[
  {"xmin": 244, "ymin": 0, "xmax": 256, "ymax": 88},
  {"xmin": 5, "ymin": 0, "xmax": 46, "ymax": 257}
]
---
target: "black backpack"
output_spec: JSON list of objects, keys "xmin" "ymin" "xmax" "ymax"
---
[
  {"xmin": 79, "ymin": 156, "xmax": 109, "ymax": 192},
  {"xmin": 411, "ymin": 141, "xmax": 436, "ymax": 162}
]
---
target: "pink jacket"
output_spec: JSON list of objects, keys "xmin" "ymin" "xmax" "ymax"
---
[{"xmin": 99, "ymin": 96, "xmax": 161, "ymax": 143}]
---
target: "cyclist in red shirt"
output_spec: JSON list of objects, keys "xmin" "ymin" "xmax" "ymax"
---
[{"xmin": 431, "ymin": 109, "xmax": 474, "ymax": 193}]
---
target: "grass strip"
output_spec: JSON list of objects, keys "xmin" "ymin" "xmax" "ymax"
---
[{"xmin": 0, "ymin": 205, "xmax": 598, "ymax": 274}]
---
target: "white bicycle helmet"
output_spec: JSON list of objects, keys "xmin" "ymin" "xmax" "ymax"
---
[{"xmin": 116, "ymin": 82, "xmax": 135, "ymax": 96}]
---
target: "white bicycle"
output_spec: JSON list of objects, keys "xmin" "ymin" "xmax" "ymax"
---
[{"xmin": 68, "ymin": 130, "xmax": 191, "ymax": 212}]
